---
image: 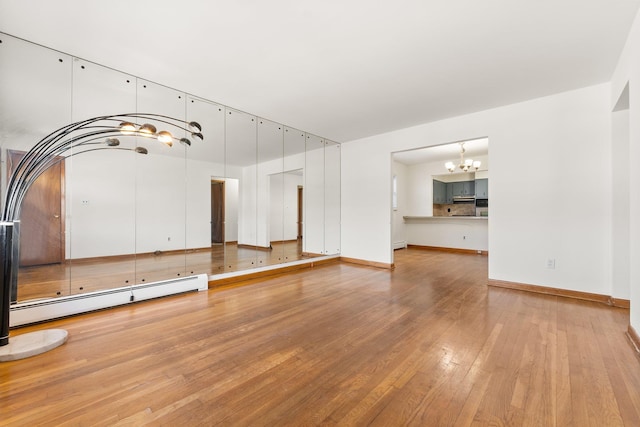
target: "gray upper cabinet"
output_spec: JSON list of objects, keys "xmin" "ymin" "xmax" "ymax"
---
[
  {"xmin": 452, "ymin": 182, "xmax": 463, "ymax": 197},
  {"xmin": 446, "ymin": 183, "xmax": 453, "ymax": 203},
  {"xmin": 475, "ymin": 178, "xmax": 488, "ymax": 198},
  {"xmin": 452, "ymin": 181, "xmax": 475, "ymax": 197},
  {"xmin": 433, "ymin": 180, "xmax": 446, "ymax": 204}
]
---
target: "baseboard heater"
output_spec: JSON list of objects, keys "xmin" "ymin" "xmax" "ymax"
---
[
  {"xmin": 393, "ymin": 240, "xmax": 407, "ymax": 250},
  {"xmin": 9, "ymin": 274, "xmax": 208, "ymax": 327}
]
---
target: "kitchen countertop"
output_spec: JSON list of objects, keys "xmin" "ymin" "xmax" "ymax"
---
[{"xmin": 403, "ymin": 215, "xmax": 488, "ymax": 220}]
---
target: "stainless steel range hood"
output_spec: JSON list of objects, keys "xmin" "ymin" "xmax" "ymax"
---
[{"xmin": 452, "ymin": 196, "xmax": 475, "ymax": 203}]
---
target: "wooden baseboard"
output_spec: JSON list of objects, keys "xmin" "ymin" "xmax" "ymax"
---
[
  {"xmin": 237, "ymin": 244, "xmax": 272, "ymax": 252},
  {"xmin": 339, "ymin": 256, "xmax": 394, "ymax": 270},
  {"xmin": 626, "ymin": 325, "xmax": 640, "ymax": 355},
  {"xmin": 488, "ymin": 279, "xmax": 630, "ymax": 308},
  {"xmin": 208, "ymin": 258, "xmax": 339, "ymax": 289},
  {"xmin": 301, "ymin": 251, "xmax": 324, "ymax": 258},
  {"xmin": 64, "ymin": 246, "xmax": 213, "ymax": 264},
  {"xmin": 270, "ymin": 239, "xmax": 300, "ymax": 244},
  {"xmin": 610, "ymin": 297, "xmax": 631, "ymax": 309},
  {"xmin": 407, "ymin": 244, "xmax": 488, "ymax": 256}
]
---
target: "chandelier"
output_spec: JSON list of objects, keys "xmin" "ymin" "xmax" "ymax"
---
[{"xmin": 445, "ymin": 142, "xmax": 481, "ymax": 173}]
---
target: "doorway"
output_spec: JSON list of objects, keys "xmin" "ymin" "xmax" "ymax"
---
[
  {"xmin": 7, "ymin": 150, "xmax": 65, "ymax": 266},
  {"xmin": 211, "ymin": 180, "xmax": 225, "ymax": 244}
]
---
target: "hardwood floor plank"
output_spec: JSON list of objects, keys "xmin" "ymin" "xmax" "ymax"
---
[{"xmin": 2, "ymin": 248, "xmax": 640, "ymax": 426}]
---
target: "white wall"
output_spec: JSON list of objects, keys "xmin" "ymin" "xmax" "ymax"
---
[
  {"xmin": 69, "ymin": 145, "xmax": 306, "ymax": 258},
  {"xmin": 67, "ymin": 152, "xmax": 241, "ymax": 258},
  {"xmin": 67, "ymin": 150, "xmax": 136, "ymax": 259},
  {"xmin": 342, "ymin": 83, "xmax": 612, "ymax": 296},
  {"xmin": 304, "ymin": 141, "xmax": 325, "ymax": 255},
  {"xmin": 324, "ymin": 143, "xmax": 341, "ymax": 255},
  {"xmin": 404, "ymin": 219, "xmax": 488, "ymax": 251},
  {"xmin": 270, "ymin": 172, "xmax": 302, "ymax": 242},
  {"xmin": 224, "ymin": 178, "xmax": 240, "ymax": 243},
  {"xmin": 611, "ymin": 109, "xmax": 630, "ymax": 300},
  {"xmin": 611, "ymin": 7, "xmax": 640, "ymax": 331},
  {"xmin": 68, "ymin": 151, "xmax": 192, "ymax": 258},
  {"xmin": 391, "ymin": 161, "xmax": 408, "ymax": 248},
  {"xmin": 236, "ymin": 152, "xmax": 305, "ymax": 248}
]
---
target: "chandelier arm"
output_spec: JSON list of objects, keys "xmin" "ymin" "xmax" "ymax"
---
[
  {"xmin": 3, "ymin": 128, "xmax": 124, "ymax": 220},
  {"xmin": 3, "ymin": 113, "xmax": 203, "ymax": 221},
  {"xmin": 6, "ymin": 112, "xmax": 194, "ymax": 196},
  {"xmin": 10, "ymin": 146, "xmax": 146, "ymax": 219},
  {"xmin": 4, "ymin": 116, "xmax": 110, "ymax": 206},
  {"xmin": 100, "ymin": 116, "xmax": 198, "ymax": 135}
]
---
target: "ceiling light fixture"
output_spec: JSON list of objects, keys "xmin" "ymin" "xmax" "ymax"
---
[{"xmin": 445, "ymin": 142, "xmax": 481, "ymax": 173}]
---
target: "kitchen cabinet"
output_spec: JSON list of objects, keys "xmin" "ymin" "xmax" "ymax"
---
[
  {"xmin": 446, "ymin": 183, "xmax": 453, "ymax": 203},
  {"xmin": 452, "ymin": 181, "xmax": 475, "ymax": 197},
  {"xmin": 475, "ymin": 178, "xmax": 488, "ymax": 198},
  {"xmin": 433, "ymin": 180, "xmax": 446, "ymax": 204}
]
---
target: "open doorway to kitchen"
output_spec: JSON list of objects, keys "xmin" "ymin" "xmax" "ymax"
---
[{"xmin": 391, "ymin": 137, "xmax": 489, "ymax": 264}]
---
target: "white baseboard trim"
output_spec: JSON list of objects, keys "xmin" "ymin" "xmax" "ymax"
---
[{"xmin": 10, "ymin": 274, "xmax": 208, "ymax": 327}]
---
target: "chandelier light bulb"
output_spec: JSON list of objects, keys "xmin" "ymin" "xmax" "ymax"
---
[
  {"xmin": 138, "ymin": 123, "xmax": 157, "ymax": 137},
  {"xmin": 157, "ymin": 131, "xmax": 173, "ymax": 145},
  {"xmin": 189, "ymin": 121, "xmax": 202, "ymax": 132},
  {"xmin": 445, "ymin": 161, "xmax": 455, "ymax": 172},
  {"xmin": 119, "ymin": 122, "xmax": 136, "ymax": 135},
  {"xmin": 445, "ymin": 142, "xmax": 482, "ymax": 173}
]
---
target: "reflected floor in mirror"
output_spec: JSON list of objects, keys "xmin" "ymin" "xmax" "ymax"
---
[{"xmin": 16, "ymin": 240, "xmax": 315, "ymax": 302}]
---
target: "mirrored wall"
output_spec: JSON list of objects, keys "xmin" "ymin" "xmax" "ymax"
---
[{"xmin": 0, "ymin": 33, "xmax": 340, "ymax": 303}]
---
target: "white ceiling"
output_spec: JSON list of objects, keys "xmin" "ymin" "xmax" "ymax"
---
[{"xmin": 1, "ymin": 0, "xmax": 638, "ymax": 143}]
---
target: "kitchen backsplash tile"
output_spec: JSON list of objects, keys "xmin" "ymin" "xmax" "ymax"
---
[{"xmin": 433, "ymin": 203, "xmax": 476, "ymax": 217}]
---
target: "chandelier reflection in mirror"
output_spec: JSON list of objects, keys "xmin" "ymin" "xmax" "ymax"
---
[
  {"xmin": 445, "ymin": 142, "xmax": 481, "ymax": 173},
  {"xmin": 1, "ymin": 113, "xmax": 203, "ymax": 359}
]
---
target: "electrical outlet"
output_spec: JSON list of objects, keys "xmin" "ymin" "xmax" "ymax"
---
[
  {"xmin": 546, "ymin": 258, "xmax": 556, "ymax": 269},
  {"xmin": 81, "ymin": 200, "xmax": 89, "ymax": 205}
]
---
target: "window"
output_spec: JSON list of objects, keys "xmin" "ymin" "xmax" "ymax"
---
[{"xmin": 392, "ymin": 175, "xmax": 398, "ymax": 210}]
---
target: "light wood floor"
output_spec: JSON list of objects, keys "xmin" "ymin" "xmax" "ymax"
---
[{"xmin": 2, "ymin": 248, "xmax": 640, "ymax": 426}]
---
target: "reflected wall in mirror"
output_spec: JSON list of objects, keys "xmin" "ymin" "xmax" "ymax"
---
[
  {"xmin": 67, "ymin": 58, "xmax": 137, "ymax": 296},
  {"xmin": 270, "ymin": 169, "xmax": 303, "ymax": 262},
  {"xmin": 283, "ymin": 128, "xmax": 306, "ymax": 261},
  {"xmin": 257, "ymin": 118, "xmax": 283, "ymax": 267},
  {"xmin": 0, "ymin": 32, "xmax": 341, "ymax": 307},
  {"xmin": 324, "ymin": 140, "xmax": 341, "ymax": 255},
  {"xmin": 304, "ymin": 134, "xmax": 325, "ymax": 256},
  {"xmin": 1, "ymin": 35, "xmax": 73, "ymax": 302},
  {"xmin": 224, "ymin": 108, "xmax": 258, "ymax": 271},
  {"xmin": 185, "ymin": 97, "xmax": 225, "ymax": 276}
]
